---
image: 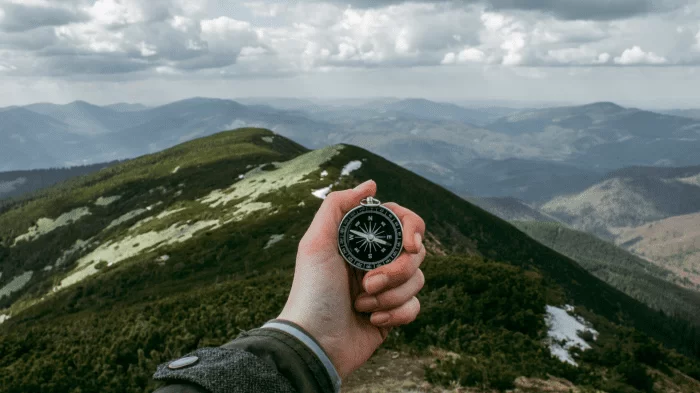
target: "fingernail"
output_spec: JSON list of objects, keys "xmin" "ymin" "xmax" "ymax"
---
[
  {"xmin": 355, "ymin": 296, "xmax": 378, "ymax": 311},
  {"xmin": 354, "ymin": 179, "xmax": 373, "ymax": 190},
  {"xmin": 364, "ymin": 274, "xmax": 388, "ymax": 294},
  {"xmin": 371, "ymin": 312, "xmax": 390, "ymax": 325},
  {"xmin": 414, "ymin": 233, "xmax": 423, "ymax": 251}
]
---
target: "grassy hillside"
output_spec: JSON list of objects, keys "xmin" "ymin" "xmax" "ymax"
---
[
  {"xmin": 513, "ymin": 221, "xmax": 700, "ymax": 323},
  {"xmin": 613, "ymin": 212, "xmax": 700, "ymax": 288},
  {"xmin": 1, "ymin": 128, "xmax": 700, "ymax": 392},
  {"xmin": 541, "ymin": 166, "xmax": 700, "ymax": 239}
]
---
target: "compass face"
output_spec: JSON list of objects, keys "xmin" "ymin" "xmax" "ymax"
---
[{"xmin": 338, "ymin": 205, "xmax": 403, "ymax": 270}]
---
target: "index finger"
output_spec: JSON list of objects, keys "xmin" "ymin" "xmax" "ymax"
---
[{"xmin": 383, "ymin": 202, "xmax": 426, "ymax": 254}]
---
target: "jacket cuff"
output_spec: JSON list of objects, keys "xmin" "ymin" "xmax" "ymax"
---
[
  {"xmin": 152, "ymin": 346, "xmax": 296, "ymax": 393},
  {"xmin": 225, "ymin": 321, "xmax": 338, "ymax": 393},
  {"xmin": 262, "ymin": 320, "xmax": 342, "ymax": 393}
]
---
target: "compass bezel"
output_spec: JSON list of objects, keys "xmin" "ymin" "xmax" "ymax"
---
[{"xmin": 338, "ymin": 204, "xmax": 404, "ymax": 271}]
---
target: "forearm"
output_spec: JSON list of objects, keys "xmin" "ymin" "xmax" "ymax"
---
[{"xmin": 152, "ymin": 320, "xmax": 341, "ymax": 393}]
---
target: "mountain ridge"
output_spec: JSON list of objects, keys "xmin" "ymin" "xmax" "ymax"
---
[
  {"xmin": 1, "ymin": 128, "xmax": 699, "ymax": 392},
  {"xmin": 541, "ymin": 165, "xmax": 700, "ymax": 238},
  {"xmin": 513, "ymin": 221, "xmax": 700, "ymax": 322},
  {"xmin": 1, "ymin": 128, "xmax": 697, "ymax": 352}
]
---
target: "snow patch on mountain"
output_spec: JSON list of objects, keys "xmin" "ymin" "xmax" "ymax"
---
[
  {"xmin": 265, "ymin": 234, "xmax": 285, "ymax": 249},
  {"xmin": 313, "ymin": 185, "xmax": 333, "ymax": 199},
  {"xmin": 0, "ymin": 271, "xmax": 33, "ymax": 299},
  {"xmin": 0, "ymin": 314, "xmax": 9, "ymax": 325},
  {"xmin": 545, "ymin": 305, "xmax": 598, "ymax": 366},
  {"xmin": 95, "ymin": 195, "xmax": 121, "ymax": 206},
  {"xmin": 172, "ymin": 166, "xmax": 181, "ymax": 174},
  {"xmin": 321, "ymin": 170, "xmax": 328, "ymax": 178},
  {"xmin": 341, "ymin": 160, "xmax": 362, "ymax": 176},
  {"xmin": 262, "ymin": 136, "xmax": 274, "ymax": 143},
  {"xmin": 14, "ymin": 207, "xmax": 91, "ymax": 245}
]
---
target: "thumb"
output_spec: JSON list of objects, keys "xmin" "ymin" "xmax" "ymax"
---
[
  {"xmin": 312, "ymin": 180, "xmax": 377, "ymax": 230},
  {"xmin": 298, "ymin": 180, "xmax": 377, "ymax": 256}
]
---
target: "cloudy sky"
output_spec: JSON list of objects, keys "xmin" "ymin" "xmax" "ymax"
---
[{"xmin": 1, "ymin": 0, "xmax": 700, "ymax": 107}]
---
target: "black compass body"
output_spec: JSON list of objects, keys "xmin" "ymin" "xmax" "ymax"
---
[{"xmin": 338, "ymin": 197, "xmax": 403, "ymax": 270}]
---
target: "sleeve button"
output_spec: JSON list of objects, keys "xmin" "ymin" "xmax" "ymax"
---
[{"xmin": 168, "ymin": 356, "xmax": 199, "ymax": 370}]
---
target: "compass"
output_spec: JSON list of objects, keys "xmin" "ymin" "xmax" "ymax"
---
[{"xmin": 338, "ymin": 197, "xmax": 403, "ymax": 271}]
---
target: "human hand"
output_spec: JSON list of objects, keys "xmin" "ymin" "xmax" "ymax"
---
[{"xmin": 277, "ymin": 180, "xmax": 426, "ymax": 379}]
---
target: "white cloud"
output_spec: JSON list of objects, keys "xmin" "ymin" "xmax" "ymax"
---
[
  {"xmin": 170, "ymin": 15, "xmax": 196, "ymax": 32},
  {"xmin": 545, "ymin": 46, "xmax": 611, "ymax": 65},
  {"xmin": 155, "ymin": 65, "xmax": 180, "ymax": 75},
  {"xmin": 596, "ymin": 52, "xmax": 611, "ymax": 64},
  {"xmin": 54, "ymin": 23, "xmax": 125, "ymax": 54},
  {"xmin": 614, "ymin": 46, "xmax": 668, "ymax": 65},
  {"xmin": 442, "ymin": 47, "xmax": 486, "ymax": 64},
  {"xmin": 531, "ymin": 20, "xmax": 609, "ymax": 45},
  {"xmin": 240, "ymin": 46, "xmax": 267, "ymax": 57},
  {"xmin": 479, "ymin": 12, "xmax": 527, "ymax": 66},
  {"xmin": 0, "ymin": 62, "xmax": 17, "ymax": 71},
  {"xmin": 1, "ymin": 0, "xmax": 700, "ymax": 104},
  {"xmin": 200, "ymin": 17, "xmax": 252, "ymax": 37},
  {"xmin": 459, "ymin": 47, "xmax": 486, "ymax": 62},
  {"xmin": 244, "ymin": 1, "xmax": 288, "ymax": 18},
  {"xmin": 546, "ymin": 47, "xmax": 595, "ymax": 64},
  {"xmin": 139, "ymin": 42, "xmax": 157, "ymax": 57},
  {"xmin": 87, "ymin": 0, "xmax": 146, "ymax": 26},
  {"xmin": 441, "ymin": 52, "xmax": 456, "ymax": 65}
]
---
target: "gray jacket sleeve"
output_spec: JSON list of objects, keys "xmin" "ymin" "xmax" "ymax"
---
[{"xmin": 152, "ymin": 319, "xmax": 341, "ymax": 393}]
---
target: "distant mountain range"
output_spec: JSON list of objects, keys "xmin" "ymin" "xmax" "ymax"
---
[
  {"xmin": 540, "ymin": 165, "xmax": 700, "ymax": 238},
  {"xmin": 0, "ymin": 98, "xmax": 338, "ymax": 171},
  {"xmin": 3, "ymin": 97, "xmax": 700, "ymax": 204},
  {"xmin": 466, "ymin": 196, "xmax": 560, "ymax": 223},
  {"xmin": 487, "ymin": 102, "xmax": 700, "ymax": 169},
  {"xmin": 0, "ymin": 162, "xmax": 115, "ymax": 205},
  {"xmin": 661, "ymin": 109, "xmax": 700, "ymax": 120}
]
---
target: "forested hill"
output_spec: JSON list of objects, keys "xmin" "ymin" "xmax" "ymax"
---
[
  {"xmin": 513, "ymin": 221, "xmax": 700, "ymax": 323},
  {"xmin": 0, "ymin": 162, "xmax": 117, "ymax": 206},
  {"xmin": 1, "ymin": 128, "xmax": 699, "ymax": 392}
]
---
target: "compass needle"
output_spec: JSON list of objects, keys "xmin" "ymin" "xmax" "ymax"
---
[{"xmin": 374, "ymin": 238, "xmax": 390, "ymax": 246}]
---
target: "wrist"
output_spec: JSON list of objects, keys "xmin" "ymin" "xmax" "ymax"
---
[{"xmin": 265, "ymin": 318, "xmax": 343, "ymax": 391}]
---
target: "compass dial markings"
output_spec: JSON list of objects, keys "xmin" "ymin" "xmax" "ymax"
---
[{"xmin": 339, "ymin": 205, "xmax": 403, "ymax": 270}]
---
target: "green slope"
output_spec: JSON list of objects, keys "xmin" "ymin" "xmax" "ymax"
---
[
  {"xmin": 513, "ymin": 221, "xmax": 700, "ymax": 326},
  {"xmin": 1, "ymin": 128, "xmax": 699, "ymax": 393}
]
